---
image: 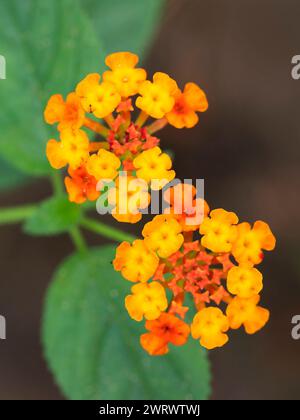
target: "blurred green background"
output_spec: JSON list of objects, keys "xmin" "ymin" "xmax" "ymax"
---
[{"xmin": 0, "ymin": 0, "xmax": 300, "ymax": 400}]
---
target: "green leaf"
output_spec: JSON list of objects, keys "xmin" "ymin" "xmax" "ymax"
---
[
  {"xmin": 24, "ymin": 196, "xmax": 82, "ymax": 236},
  {"xmin": 0, "ymin": 0, "xmax": 105, "ymax": 176},
  {"xmin": 80, "ymin": 0, "xmax": 166, "ymax": 58},
  {"xmin": 0, "ymin": 0, "xmax": 165, "ymax": 180},
  {"xmin": 0, "ymin": 157, "xmax": 30, "ymax": 191},
  {"xmin": 42, "ymin": 246, "xmax": 211, "ymax": 400}
]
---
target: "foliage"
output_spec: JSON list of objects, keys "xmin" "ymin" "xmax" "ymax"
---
[{"xmin": 43, "ymin": 246, "xmax": 211, "ymax": 400}]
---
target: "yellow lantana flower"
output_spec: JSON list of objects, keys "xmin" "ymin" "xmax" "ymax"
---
[
  {"xmin": 86, "ymin": 149, "xmax": 120, "ymax": 181},
  {"xmin": 200, "ymin": 208, "xmax": 239, "ymax": 253},
  {"xmin": 103, "ymin": 52, "xmax": 147, "ymax": 98},
  {"xmin": 108, "ymin": 175, "xmax": 150, "ymax": 224},
  {"xmin": 227, "ymin": 265, "xmax": 263, "ymax": 298},
  {"xmin": 136, "ymin": 72, "xmax": 178, "ymax": 119},
  {"xmin": 75, "ymin": 73, "xmax": 101, "ymax": 111},
  {"xmin": 232, "ymin": 221, "xmax": 276, "ymax": 266},
  {"xmin": 113, "ymin": 239, "xmax": 159, "ymax": 282},
  {"xmin": 133, "ymin": 146, "xmax": 175, "ymax": 190},
  {"xmin": 191, "ymin": 307, "xmax": 229, "ymax": 350},
  {"xmin": 226, "ymin": 295, "xmax": 270, "ymax": 334},
  {"xmin": 125, "ymin": 282, "xmax": 168, "ymax": 322},
  {"xmin": 142, "ymin": 215, "xmax": 184, "ymax": 259},
  {"xmin": 76, "ymin": 73, "xmax": 121, "ymax": 118},
  {"xmin": 46, "ymin": 139, "xmax": 67, "ymax": 170},
  {"xmin": 46, "ymin": 129, "xmax": 89, "ymax": 170}
]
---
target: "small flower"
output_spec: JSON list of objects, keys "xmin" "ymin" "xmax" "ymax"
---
[
  {"xmin": 133, "ymin": 146, "xmax": 175, "ymax": 189},
  {"xmin": 108, "ymin": 175, "xmax": 150, "ymax": 224},
  {"xmin": 75, "ymin": 73, "xmax": 101, "ymax": 110},
  {"xmin": 44, "ymin": 93, "xmax": 85, "ymax": 132},
  {"xmin": 227, "ymin": 265, "xmax": 263, "ymax": 298},
  {"xmin": 232, "ymin": 221, "xmax": 276, "ymax": 266},
  {"xmin": 191, "ymin": 307, "xmax": 229, "ymax": 350},
  {"xmin": 113, "ymin": 239, "xmax": 159, "ymax": 282},
  {"xmin": 166, "ymin": 83, "xmax": 208, "ymax": 128},
  {"xmin": 76, "ymin": 73, "xmax": 121, "ymax": 118},
  {"xmin": 136, "ymin": 72, "xmax": 178, "ymax": 119},
  {"xmin": 64, "ymin": 166, "xmax": 99, "ymax": 204},
  {"xmin": 226, "ymin": 295, "xmax": 270, "ymax": 334},
  {"xmin": 200, "ymin": 208, "xmax": 239, "ymax": 253},
  {"xmin": 103, "ymin": 52, "xmax": 147, "ymax": 98},
  {"xmin": 46, "ymin": 139, "xmax": 67, "ymax": 170},
  {"xmin": 140, "ymin": 313, "xmax": 190, "ymax": 356},
  {"xmin": 164, "ymin": 183, "xmax": 210, "ymax": 231},
  {"xmin": 86, "ymin": 149, "xmax": 120, "ymax": 181},
  {"xmin": 46, "ymin": 129, "xmax": 89, "ymax": 170},
  {"xmin": 125, "ymin": 282, "xmax": 168, "ymax": 322},
  {"xmin": 142, "ymin": 215, "xmax": 184, "ymax": 259}
]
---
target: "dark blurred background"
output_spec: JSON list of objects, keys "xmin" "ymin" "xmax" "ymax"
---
[{"xmin": 0, "ymin": 0, "xmax": 300, "ymax": 399}]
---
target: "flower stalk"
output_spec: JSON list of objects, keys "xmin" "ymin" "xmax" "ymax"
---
[
  {"xmin": 80, "ymin": 217, "xmax": 136, "ymax": 243},
  {"xmin": 0, "ymin": 204, "xmax": 36, "ymax": 225}
]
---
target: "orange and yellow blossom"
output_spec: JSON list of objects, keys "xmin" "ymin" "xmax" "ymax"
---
[
  {"xmin": 108, "ymin": 175, "xmax": 150, "ymax": 224},
  {"xmin": 140, "ymin": 313, "xmax": 190, "ymax": 356},
  {"xmin": 227, "ymin": 265, "xmax": 263, "ymax": 298},
  {"xmin": 200, "ymin": 208, "xmax": 239, "ymax": 253},
  {"xmin": 133, "ymin": 147, "xmax": 175, "ymax": 190},
  {"xmin": 226, "ymin": 295, "xmax": 270, "ymax": 334},
  {"xmin": 86, "ymin": 149, "xmax": 121, "ymax": 181},
  {"xmin": 163, "ymin": 183, "xmax": 210, "ymax": 231},
  {"xmin": 45, "ymin": 51, "xmax": 209, "ymax": 211},
  {"xmin": 76, "ymin": 73, "xmax": 121, "ymax": 118},
  {"xmin": 44, "ymin": 92, "xmax": 85, "ymax": 132},
  {"xmin": 43, "ymin": 51, "xmax": 276, "ymax": 357},
  {"xmin": 142, "ymin": 215, "xmax": 184, "ymax": 259},
  {"xmin": 191, "ymin": 307, "xmax": 229, "ymax": 350},
  {"xmin": 166, "ymin": 82, "xmax": 208, "ymax": 129},
  {"xmin": 64, "ymin": 166, "xmax": 99, "ymax": 204},
  {"xmin": 103, "ymin": 52, "xmax": 147, "ymax": 98},
  {"xmin": 125, "ymin": 282, "xmax": 168, "ymax": 322},
  {"xmin": 113, "ymin": 239, "xmax": 159, "ymax": 283},
  {"xmin": 46, "ymin": 129, "xmax": 89, "ymax": 170},
  {"xmin": 232, "ymin": 221, "xmax": 276, "ymax": 266},
  {"xmin": 136, "ymin": 72, "xmax": 178, "ymax": 119},
  {"xmin": 116, "ymin": 211, "xmax": 275, "ymax": 353}
]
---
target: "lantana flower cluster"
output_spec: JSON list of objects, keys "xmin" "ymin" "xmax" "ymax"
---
[
  {"xmin": 45, "ymin": 52, "xmax": 276, "ymax": 356},
  {"xmin": 114, "ymin": 203, "xmax": 276, "ymax": 355},
  {"xmin": 45, "ymin": 51, "xmax": 208, "ymax": 222}
]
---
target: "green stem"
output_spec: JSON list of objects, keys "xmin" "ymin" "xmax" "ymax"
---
[
  {"xmin": 68, "ymin": 226, "xmax": 87, "ymax": 254},
  {"xmin": 51, "ymin": 171, "xmax": 64, "ymax": 196},
  {"xmin": 0, "ymin": 204, "xmax": 36, "ymax": 225},
  {"xmin": 80, "ymin": 217, "xmax": 136, "ymax": 243}
]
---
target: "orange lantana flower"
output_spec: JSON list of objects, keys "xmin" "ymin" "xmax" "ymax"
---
[
  {"xmin": 140, "ymin": 313, "xmax": 190, "ymax": 356},
  {"xmin": 232, "ymin": 221, "xmax": 276, "ymax": 266},
  {"xmin": 44, "ymin": 93, "xmax": 85, "ymax": 132},
  {"xmin": 64, "ymin": 166, "xmax": 99, "ymax": 204},
  {"xmin": 166, "ymin": 82, "xmax": 208, "ymax": 129},
  {"xmin": 164, "ymin": 183, "xmax": 210, "ymax": 231}
]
